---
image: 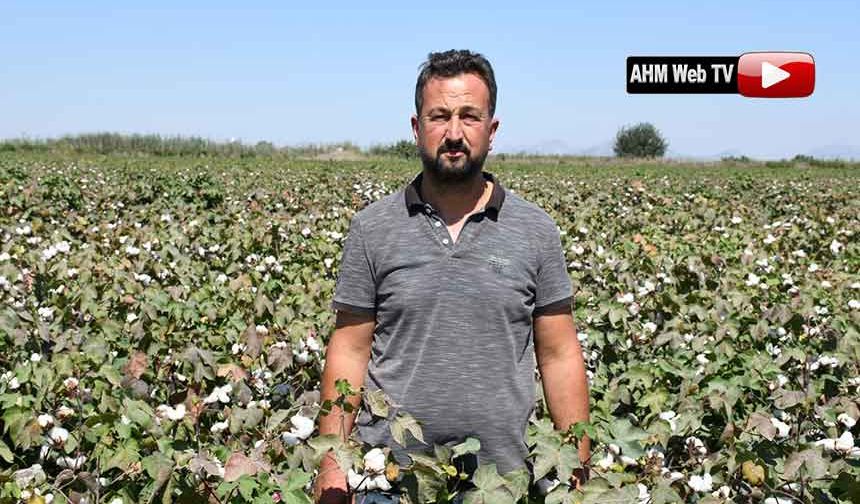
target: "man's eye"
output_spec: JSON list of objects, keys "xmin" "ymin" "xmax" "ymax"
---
[
  {"xmin": 463, "ymin": 114, "xmax": 480, "ymax": 121},
  {"xmin": 430, "ymin": 115, "xmax": 447, "ymax": 121}
]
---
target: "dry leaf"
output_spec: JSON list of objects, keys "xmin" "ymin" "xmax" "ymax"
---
[{"xmin": 124, "ymin": 351, "xmax": 148, "ymax": 380}]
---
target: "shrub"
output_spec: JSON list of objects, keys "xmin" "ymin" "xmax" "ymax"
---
[
  {"xmin": 369, "ymin": 140, "xmax": 419, "ymax": 160},
  {"xmin": 613, "ymin": 122, "xmax": 668, "ymax": 158}
]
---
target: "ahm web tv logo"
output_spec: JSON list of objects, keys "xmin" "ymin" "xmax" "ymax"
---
[{"xmin": 627, "ymin": 52, "xmax": 815, "ymax": 98}]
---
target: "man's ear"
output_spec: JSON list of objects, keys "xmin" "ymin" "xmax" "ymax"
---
[
  {"xmin": 488, "ymin": 116, "xmax": 500, "ymax": 151},
  {"xmin": 411, "ymin": 114, "xmax": 420, "ymax": 143}
]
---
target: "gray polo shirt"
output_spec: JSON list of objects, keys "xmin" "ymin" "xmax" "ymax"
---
[{"xmin": 331, "ymin": 170, "xmax": 573, "ymax": 474}]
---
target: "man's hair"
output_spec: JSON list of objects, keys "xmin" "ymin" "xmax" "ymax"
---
[{"xmin": 415, "ymin": 49, "xmax": 497, "ymax": 117}]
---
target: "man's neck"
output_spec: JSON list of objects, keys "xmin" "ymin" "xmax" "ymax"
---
[{"xmin": 419, "ymin": 170, "xmax": 491, "ymax": 224}]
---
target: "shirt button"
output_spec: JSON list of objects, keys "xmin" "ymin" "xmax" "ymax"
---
[
  {"xmin": 434, "ymin": 221, "xmax": 442, "ymax": 227},
  {"xmin": 442, "ymin": 238, "xmax": 449, "ymax": 245}
]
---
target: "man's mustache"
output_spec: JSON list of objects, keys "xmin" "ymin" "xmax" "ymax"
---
[{"xmin": 437, "ymin": 142, "xmax": 470, "ymax": 157}]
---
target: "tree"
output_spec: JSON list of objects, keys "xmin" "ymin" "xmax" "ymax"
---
[
  {"xmin": 613, "ymin": 122, "xmax": 668, "ymax": 158},
  {"xmin": 369, "ymin": 140, "xmax": 419, "ymax": 159}
]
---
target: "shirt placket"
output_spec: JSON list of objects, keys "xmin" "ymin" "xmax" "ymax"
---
[{"xmin": 422, "ymin": 203, "xmax": 484, "ymax": 252}]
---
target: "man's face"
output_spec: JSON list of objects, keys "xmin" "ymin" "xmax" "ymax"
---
[{"xmin": 411, "ymin": 73, "xmax": 500, "ymax": 182}]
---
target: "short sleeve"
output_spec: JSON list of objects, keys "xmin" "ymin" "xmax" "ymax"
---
[
  {"xmin": 331, "ymin": 214, "xmax": 376, "ymax": 315},
  {"xmin": 533, "ymin": 224, "xmax": 573, "ymax": 315}
]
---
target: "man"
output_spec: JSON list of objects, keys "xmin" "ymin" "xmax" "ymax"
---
[{"xmin": 315, "ymin": 49, "xmax": 590, "ymax": 504}]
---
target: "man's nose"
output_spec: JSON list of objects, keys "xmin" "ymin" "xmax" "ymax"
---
[{"xmin": 445, "ymin": 115, "xmax": 464, "ymax": 141}]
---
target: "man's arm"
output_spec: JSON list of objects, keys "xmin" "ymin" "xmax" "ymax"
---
[
  {"xmin": 314, "ymin": 309, "xmax": 375, "ymax": 504},
  {"xmin": 533, "ymin": 303, "xmax": 591, "ymax": 484}
]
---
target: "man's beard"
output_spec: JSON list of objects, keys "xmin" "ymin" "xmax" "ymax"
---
[{"xmin": 419, "ymin": 141, "xmax": 488, "ymax": 183}]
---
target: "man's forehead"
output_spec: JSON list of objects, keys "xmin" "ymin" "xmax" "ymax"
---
[{"xmin": 422, "ymin": 74, "xmax": 489, "ymax": 109}]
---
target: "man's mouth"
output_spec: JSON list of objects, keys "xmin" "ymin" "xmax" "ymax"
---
[{"xmin": 443, "ymin": 151, "xmax": 465, "ymax": 158}]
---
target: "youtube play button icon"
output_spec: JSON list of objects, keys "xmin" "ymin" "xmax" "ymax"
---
[{"xmin": 738, "ymin": 52, "xmax": 815, "ymax": 98}]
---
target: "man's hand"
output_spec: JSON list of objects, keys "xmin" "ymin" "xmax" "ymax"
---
[
  {"xmin": 315, "ymin": 308, "xmax": 375, "ymax": 503},
  {"xmin": 533, "ymin": 302, "xmax": 591, "ymax": 479},
  {"xmin": 314, "ymin": 454, "xmax": 351, "ymax": 503}
]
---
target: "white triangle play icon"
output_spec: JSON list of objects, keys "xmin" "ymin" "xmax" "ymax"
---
[{"xmin": 761, "ymin": 61, "xmax": 790, "ymax": 88}]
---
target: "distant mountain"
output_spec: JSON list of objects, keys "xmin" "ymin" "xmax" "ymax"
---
[
  {"xmin": 496, "ymin": 140, "xmax": 860, "ymax": 161},
  {"xmin": 804, "ymin": 145, "xmax": 860, "ymax": 160},
  {"xmin": 496, "ymin": 139, "xmax": 613, "ymax": 156}
]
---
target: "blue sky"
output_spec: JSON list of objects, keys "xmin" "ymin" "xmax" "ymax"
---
[{"xmin": 2, "ymin": 1, "xmax": 858, "ymax": 158}]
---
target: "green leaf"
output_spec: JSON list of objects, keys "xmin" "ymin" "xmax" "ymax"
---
[
  {"xmin": 607, "ymin": 418, "xmax": 648, "ymax": 459},
  {"xmin": 452, "ymin": 437, "xmax": 481, "ymax": 458},
  {"xmin": 651, "ymin": 482, "xmax": 683, "ymax": 504},
  {"xmin": 0, "ymin": 438, "xmax": 13, "ymax": 463},
  {"xmin": 463, "ymin": 464, "xmax": 516, "ymax": 504},
  {"xmin": 104, "ymin": 441, "xmax": 141, "ymax": 471},
  {"xmin": 363, "ymin": 389, "xmax": 390, "ymax": 418},
  {"xmin": 390, "ymin": 412, "xmax": 425, "ymax": 446}
]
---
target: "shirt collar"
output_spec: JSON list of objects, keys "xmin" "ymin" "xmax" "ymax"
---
[{"xmin": 404, "ymin": 170, "xmax": 505, "ymax": 220}]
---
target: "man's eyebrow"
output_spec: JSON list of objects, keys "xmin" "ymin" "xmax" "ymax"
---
[
  {"xmin": 458, "ymin": 105, "xmax": 483, "ymax": 115},
  {"xmin": 426, "ymin": 105, "xmax": 483, "ymax": 115}
]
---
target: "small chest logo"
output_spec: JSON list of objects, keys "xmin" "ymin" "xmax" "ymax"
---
[{"xmin": 487, "ymin": 255, "xmax": 511, "ymax": 273}]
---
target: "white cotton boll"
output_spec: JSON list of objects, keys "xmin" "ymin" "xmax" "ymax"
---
[
  {"xmin": 731, "ymin": 216, "xmax": 742, "ymax": 224},
  {"xmin": 746, "ymin": 273, "xmax": 760, "ymax": 286},
  {"xmin": 294, "ymin": 350, "xmax": 310, "ymax": 364},
  {"xmin": 203, "ymin": 384, "xmax": 232, "ymax": 404},
  {"xmin": 125, "ymin": 245, "xmax": 141, "ymax": 256},
  {"xmin": 56, "ymin": 455, "xmax": 87, "ymax": 470},
  {"xmin": 696, "ymin": 354, "xmax": 710, "ymax": 365},
  {"xmin": 41, "ymin": 246, "xmax": 58, "ymax": 261},
  {"xmin": 363, "ymin": 448, "xmax": 387, "ymax": 474},
  {"xmin": 255, "ymin": 324, "xmax": 269, "ymax": 336},
  {"xmin": 38, "ymin": 307, "xmax": 55, "ymax": 321},
  {"xmin": 835, "ymin": 431, "xmax": 855, "ymax": 453},
  {"xmin": 848, "ymin": 300, "xmax": 860, "ymax": 310},
  {"xmin": 595, "ymin": 452, "xmax": 615, "ymax": 470},
  {"xmin": 210, "ymin": 420, "xmax": 229, "ymax": 434},
  {"xmin": 281, "ymin": 431, "xmax": 300, "ymax": 446},
  {"xmin": 348, "ymin": 469, "xmax": 368, "ymax": 491},
  {"xmin": 156, "ymin": 404, "xmax": 186, "ymax": 421},
  {"xmin": 370, "ymin": 474, "xmax": 391, "ymax": 491},
  {"xmin": 659, "ymin": 411, "xmax": 678, "ymax": 433},
  {"xmin": 30, "ymin": 353, "xmax": 42, "ymax": 362},
  {"xmin": 838, "ymin": 413, "xmax": 857, "ymax": 428},
  {"xmin": 290, "ymin": 415, "xmax": 315, "ymax": 439},
  {"xmin": 712, "ymin": 486, "xmax": 731, "ymax": 498},
  {"xmin": 324, "ymin": 258, "xmax": 334, "ymax": 269},
  {"xmin": 48, "ymin": 426, "xmax": 69, "ymax": 445},
  {"xmin": 56, "ymin": 405, "xmax": 75, "ymax": 419},
  {"xmin": 126, "ymin": 313, "xmax": 138, "ymax": 323},
  {"xmin": 830, "ymin": 239, "xmax": 843, "ymax": 255},
  {"xmin": 637, "ymin": 483, "xmax": 650, "ymax": 504},
  {"xmin": 301, "ymin": 227, "xmax": 311, "ymax": 237},
  {"xmin": 216, "ymin": 273, "xmax": 228, "ymax": 283},
  {"xmin": 306, "ymin": 336, "xmax": 321, "ymax": 352},
  {"xmin": 55, "ymin": 241, "xmax": 70, "ymax": 253},
  {"xmin": 770, "ymin": 417, "xmax": 791, "ymax": 438},
  {"xmin": 643, "ymin": 322, "xmax": 657, "ymax": 334},
  {"xmin": 687, "ymin": 473, "xmax": 713, "ymax": 493},
  {"xmin": 37, "ymin": 414, "xmax": 54, "ymax": 428},
  {"xmin": 764, "ymin": 497, "xmax": 794, "ymax": 504},
  {"xmin": 663, "ymin": 470, "xmax": 684, "ymax": 483},
  {"xmin": 763, "ymin": 234, "xmax": 777, "ymax": 245},
  {"xmin": 282, "ymin": 414, "xmax": 315, "ymax": 444},
  {"xmin": 619, "ymin": 455, "xmax": 638, "ymax": 467},
  {"xmin": 685, "ymin": 436, "xmax": 707, "ymax": 456},
  {"xmin": 617, "ymin": 292, "xmax": 634, "ymax": 304}
]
